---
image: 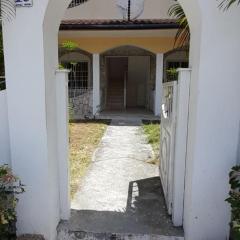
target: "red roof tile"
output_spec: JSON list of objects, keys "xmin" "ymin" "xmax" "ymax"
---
[{"xmin": 60, "ymin": 19, "xmax": 179, "ymax": 30}]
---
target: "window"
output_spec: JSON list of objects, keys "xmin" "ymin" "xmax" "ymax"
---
[
  {"xmin": 65, "ymin": 61, "xmax": 89, "ymax": 90},
  {"xmin": 167, "ymin": 61, "xmax": 189, "ymax": 69},
  {"xmin": 68, "ymin": 0, "xmax": 89, "ymax": 8},
  {"xmin": 165, "ymin": 61, "xmax": 189, "ymax": 82}
]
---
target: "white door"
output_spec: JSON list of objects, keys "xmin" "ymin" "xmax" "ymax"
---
[{"xmin": 160, "ymin": 69, "xmax": 191, "ymax": 227}]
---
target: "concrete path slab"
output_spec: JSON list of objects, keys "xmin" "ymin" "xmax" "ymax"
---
[
  {"xmin": 59, "ymin": 118, "xmax": 183, "ymax": 239},
  {"xmin": 71, "ymin": 118, "xmax": 157, "ymax": 211}
]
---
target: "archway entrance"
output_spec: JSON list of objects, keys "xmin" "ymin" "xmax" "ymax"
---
[
  {"xmin": 58, "ymin": 1, "xmax": 187, "ymax": 238},
  {"xmin": 3, "ymin": 0, "xmax": 240, "ymax": 239}
]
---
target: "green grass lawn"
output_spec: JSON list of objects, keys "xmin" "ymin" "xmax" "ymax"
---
[
  {"xmin": 69, "ymin": 120, "xmax": 109, "ymax": 199},
  {"xmin": 142, "ymin": 120, "xmax": 160, "ymax": 164}
]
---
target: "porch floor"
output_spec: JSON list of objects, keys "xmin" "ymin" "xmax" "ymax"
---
[
  {"xmin": 97, "ymin": 108, "xmax": 160, "ymax": 121},
  {"xmin": 58, "ymin": 118, "xmax": 183, "ymax": 239}
]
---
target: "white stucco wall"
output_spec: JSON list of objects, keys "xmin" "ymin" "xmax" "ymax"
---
[
  {"xmin": 179, "ymin": 1, "xmax": 240, "ymax": 239},
  {"xmin": 64, "ymin": 0, "xmax": 176, "ymax": 20},
  {"xmin": 2, "ymin": 0, "xmax": 63, "ymax": 238},
  {"xmin": 0, "ymin": 91, "xmax": 11, "ymax": 166},
  {"xmin": 2, "ymin": 0, "xmax": 240, "ymax": 239}
]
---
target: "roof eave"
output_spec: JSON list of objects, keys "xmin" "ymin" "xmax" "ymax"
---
[{"xmin": 59, "ymin": 23, "xmax": 180, "ymax": 31}]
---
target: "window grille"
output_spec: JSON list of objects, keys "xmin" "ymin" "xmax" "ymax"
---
[
  {"xmin": 64, "ymin": 61, "xmax": 90, "ymax": 97},
  {"xmin": 167, "ymin": 61, "xmax": 188, "ymax": 69},
  {"xmin": 68, "ymin": 0, "xmax": 89, "ymax": 8},
  {"xmin": 166, "ymin": 61, "xmax": 189, "ymax": 82}
]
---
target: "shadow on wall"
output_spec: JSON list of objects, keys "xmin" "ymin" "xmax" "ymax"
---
[{"xmin": 58, "ymin": 177, "xmax": 183, "ymax": 237}]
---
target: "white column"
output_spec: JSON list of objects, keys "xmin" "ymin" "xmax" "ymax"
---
[
  {"xmin": 56, "ymin": 70, "xmax": 70, "ymax": 220},
  {"xmin": 155, "ymin": 53, "xmax": 163, "ymax": 116},
  {"xmin": 3, "ymin": 17, "xmax": 60, "ymax": 239},
  {"xmin": 93, "ymin": 54, "xmax": 100, "ymax": 115}
]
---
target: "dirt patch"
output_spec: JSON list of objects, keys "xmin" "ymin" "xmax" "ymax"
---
[{"xmin": 69, "ymin": 120, "xmax": 110, "ymax": 199}]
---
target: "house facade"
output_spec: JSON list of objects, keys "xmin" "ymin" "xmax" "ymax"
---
[
  {"xmin": 1, "ymin": 0, "xmax": 240, "ymax": 239},
  {"xmin": 59, "ymin": 0, "xmax": 188, "ymax": 118}
]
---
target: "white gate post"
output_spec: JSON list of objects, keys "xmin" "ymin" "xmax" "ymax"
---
[
  {"xmin": 155, "ymin": 53, "xmax": 163, "ymax": 116},
  {"xmin": 93, "ymin": 54, "xmax": 100, "ymax": 115},
  {"xmin": 56, "ymin": 70, "xmax": 70, "ymax": 220},
  {"xmin": 172, "ymin": 68, "xmax": 191, "ymax": 226}
]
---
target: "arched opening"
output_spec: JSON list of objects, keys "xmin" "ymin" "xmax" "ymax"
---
[
  {"xmin": 53, "ymin": 1, "xmax": 192, "ymax": 239},
  {"xmin": 59, "ymin": 47, "xmax": 93, "ymax": 119},
  {"xmin": 11, "ymin": 0, "xmax": 240, "ymax": 239},
  {"xmin": 99, "ymin": 45, "xmax": 156, "ymax": 114},
  {"xmin": 4, "ymin": 0, "xmax": 240, "ymax": 239}
]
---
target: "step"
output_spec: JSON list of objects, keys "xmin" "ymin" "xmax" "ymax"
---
[
  {"xmin": 107, "ymin": 100, "xmax": 124, "ymax": 105},
  {"xmin": 57, "ymin": 225, "xmax": 184, "ymax": 240},
  {"xmin": 107, "ymin": 98, "xmax": 124, "ymax": 102},
  {"xmin": 107, "ymin": 97, "xmax": 124, "ymax": 101}
]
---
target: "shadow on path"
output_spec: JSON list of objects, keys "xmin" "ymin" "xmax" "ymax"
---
[{"xmin": 59, "ymin": 177, "xmax": 183, "ymax": 237}]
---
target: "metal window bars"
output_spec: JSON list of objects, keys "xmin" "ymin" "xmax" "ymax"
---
[
  {"xmin": 64, "ymin": 62, "xmax": 92, "ymax": 98},
  {"xmin": 68, "ymin": 0, "xmax": 89, "ymax": 8}
]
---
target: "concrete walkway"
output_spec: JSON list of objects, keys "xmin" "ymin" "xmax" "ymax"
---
[
  {"xmin": 72, "ymin": 118, "xmax": 157, "ymax": 211},
  {"xmin": 59, "ymin": 118, "xmax": 183, "ymax": 239}
]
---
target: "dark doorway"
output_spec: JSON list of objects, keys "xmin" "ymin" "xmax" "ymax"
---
[{"xmin": 106, "ymin": 57, "xmax": 128, "ymax": 110}]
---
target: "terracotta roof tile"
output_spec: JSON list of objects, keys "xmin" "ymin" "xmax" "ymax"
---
[{"xmin": 60, "ymin": 19, "xmax": 179, "ymax": 30}]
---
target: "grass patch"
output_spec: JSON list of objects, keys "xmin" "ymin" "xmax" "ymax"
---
[
  {"xmin": 142, "ymin": 120, "xmax": 160, "ymax": 164},
  {"xmin": 69, "ymin": 120, "xmax": 110, "ymax": 199}
]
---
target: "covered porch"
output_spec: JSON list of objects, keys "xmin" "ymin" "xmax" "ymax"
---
[{"xmin": 59, "ymin": 20, "xmax": 180, "ymax": 119}]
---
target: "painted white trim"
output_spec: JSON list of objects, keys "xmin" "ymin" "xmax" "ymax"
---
[
  {"xmin": 155, "ymin": 53, "xmax": 163, "ymax": 116},
  {"xmin": 0, "ymin": 90, "xmax": 11, "ymax": 166},
  {"xmin": 93, "ymin": 54, "xmax": 100, "ymax": 115},
  {"xmin": 56, "ymin": 70, "xmax": 71, "ymax": 220},
  {"xmin": 172, "ymin": 68, "xmax": 191, "ymax": 226}
]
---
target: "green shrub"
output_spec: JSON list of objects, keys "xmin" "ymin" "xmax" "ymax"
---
[
  {"xmin": 166, "ymin": 68, "xmax": 178, "ymax": 81},
  {"xmin": 0, "ymin": 165, "xmax": 25, "ymax": 239},
  {"xmin": 226, "ymin": 165, "xmax": 240, "ymax": 239}
]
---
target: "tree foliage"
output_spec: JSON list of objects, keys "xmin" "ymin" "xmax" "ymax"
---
[
  {"xmin": 168, "ymin": 3, "xmax": 190, "ymax": 48},
  {"xmin": 219, "ymin": 0, "xmax": 240, "ymax": 10},
  {"xmin": 226, "ymin": 166, "xmax": 240, "ymax": 239},
  {"xmin": 0, "ymin": 0, "xmax": 15, "ymax": 22}
]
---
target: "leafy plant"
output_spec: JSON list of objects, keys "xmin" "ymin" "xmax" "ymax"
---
[
  {"xmin": 226, "ymin": 166, "xmax": 240, "ymax": 239},
  {"xmin": 219, "ymin": 0, "xmax": 240, "ymax": 10},
  {"xmin": 0, "ymin": 0, "xmax": 16, "ymax": 21},
  {"xmin": 166, "ymin": 68, "xmax": 178, "ymax": 81},
  {"xmin": 168, "ymin": 3, "xmax": 190, "ymax": 48},
  {"xmin": 0, "ymin": 165, "xmax": 25, "ymax": 239},
  {"xmin": 61, "ymin": 41, "xmax": 79, "ymax": 51}
]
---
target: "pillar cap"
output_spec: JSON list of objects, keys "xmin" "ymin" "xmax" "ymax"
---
[
  {"xmin": 177, "ymin": 68, "xmax": 192, "ymax": 72},
  {"xmin": 56, "ymin": 69, "xmax": 70, "ymax": 74}
]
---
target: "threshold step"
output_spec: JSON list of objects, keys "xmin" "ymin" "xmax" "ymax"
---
[{"xmin": 57, "ymin": 228, "xmax": 184, "ymax": 240}]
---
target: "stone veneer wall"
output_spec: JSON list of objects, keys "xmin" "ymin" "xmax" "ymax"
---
[
  {"xmin": 69, "ymin": 89, "xmax": 93, "ymax": 120},
  {"xmin": 100, "ymin": 46, "xmax": 156, "ymax": 111}
]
